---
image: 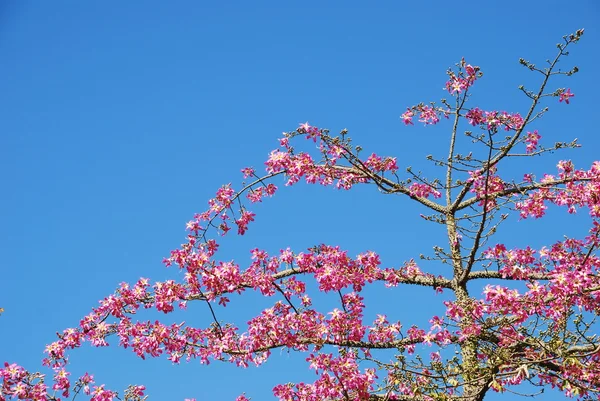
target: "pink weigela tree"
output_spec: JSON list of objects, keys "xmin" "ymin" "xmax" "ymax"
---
[{"xmin": 2, "ymin": 29, "xmax": 599, "ymax": 401}]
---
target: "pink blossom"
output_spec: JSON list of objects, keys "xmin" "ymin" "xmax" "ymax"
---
[
  {"xmin": 559, "ymin": 88, "xmax": 574, "ymax": 104},
  {"xmin": 409, "ymin": 183, "xmax": 441, "ymax": 199},
  {"xmin": 241, "ymin": 167, "xmax": 255, "ymax": 178},
  {"xmin": 525, "ymin": 130, "xmax": 541, "ymax": 153},
  {"xmin": 465, "ymin": 107, "xmax": 484, "ymax": 126},
  {"xmin": 400, "ymin": 108, "xmax": 414, "ymax": 125},
  {"xmin": 418, "ymin": 105, "xmax": 440, "ymax": 125}
]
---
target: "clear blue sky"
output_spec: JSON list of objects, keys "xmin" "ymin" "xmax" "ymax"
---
[{"xmin": 1, "ymin": 2, "xmax": 599, "ymax": 400}]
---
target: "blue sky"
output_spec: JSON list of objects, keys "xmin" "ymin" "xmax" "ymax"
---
[{"xmin": 1, "ymin": 2, "xmax": 599, "ymax": 400}]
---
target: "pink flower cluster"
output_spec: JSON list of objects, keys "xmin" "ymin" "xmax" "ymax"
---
[
  {"xmin": 467, "ymin": 165, "xmax": 506, "ymax": 210},
  {"xmin": 465, "ymin": 108, "xmax": 524, "ymax": 131},
  {"xmin": 364, "ymin": 153, "xmax": 398, "ymax": 173},
  {"xmin": 482, "ymin": 235, "xmax": 600, "ymax": 330},
  {"xmin": 263, "ymin": 123, "xmax": 398, "ymax": 189},
  {"xmin": 400, "ymin": 62, "xmax": 527, "ymax": 133},
  {"xmin": 445, "ymin": 61, "xmax": 480, "ymax": 94},
  {"xmin": 0, "ymin": 363, "xmax": 47, "ymax": 401},
  {"xmin": 516, "ymin": 161, "xmax": 600, "ymax": 218},
  {"xmin": 525, "ymin": 130, "xmax": 541, "ymax": 153},
  {"xmin": 273, "ymin": 353, "xmax": 376, "ymax": 401},
  {"xmin": 401, "ymin": 105, "xmax": 450, "ymax": 126},
  {"xmin": 408, "ymin": 183, "xmax": 442, "ymax": 199}
]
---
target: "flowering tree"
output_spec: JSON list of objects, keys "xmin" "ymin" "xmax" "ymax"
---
[{"xmin": 2, "ymin": 29, "xmax": 598, "ymax": 401}]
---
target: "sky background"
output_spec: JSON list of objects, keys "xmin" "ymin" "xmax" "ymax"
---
[{"xmin": 1, "ymin": 2, "xmax": 599, "ymax": 400}]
